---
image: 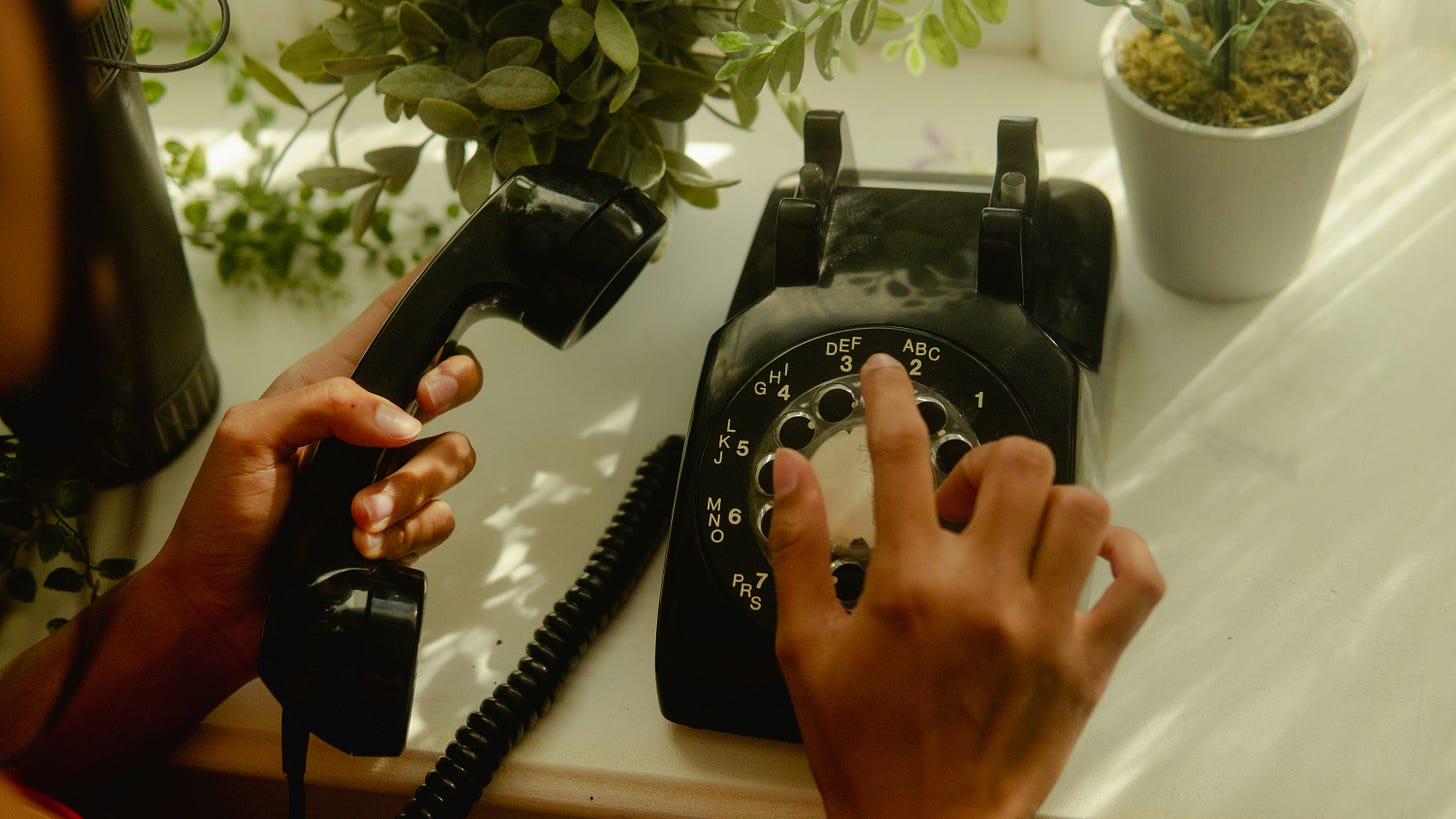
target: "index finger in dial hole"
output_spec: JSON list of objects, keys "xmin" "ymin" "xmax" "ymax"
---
[{"xmin": 858, "ymin": 354, "xmax": 939, "ymax": 561}]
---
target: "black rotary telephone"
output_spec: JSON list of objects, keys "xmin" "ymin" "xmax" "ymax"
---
[
  {"xmin": 257, "ymin": 165, "xmax": 665, "ymax": 760},
  {"xmin": 654, "ymin": 110, "xmax": 1116, "ymax": 742}
]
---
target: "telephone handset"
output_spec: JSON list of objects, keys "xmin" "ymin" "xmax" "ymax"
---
[
  {"xmin": 655, "ymin": 111, "xmax": 1116, "ymax": 741},
  {"xmin": 257, "ymin": 166, "xmax": 665, "ymax": 758}
]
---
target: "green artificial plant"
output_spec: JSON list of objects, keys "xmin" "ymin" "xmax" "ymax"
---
[
  {"xmin": 230, "ymin": 0, "xmax": 1009, "ymax": 273},
  {"xmin": 1089, "ymin": 0, "xmax": 1355, "ymax": 127}
]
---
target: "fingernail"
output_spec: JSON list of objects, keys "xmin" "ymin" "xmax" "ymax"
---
[
  {"xmin": 361, "ymin": 492, "xmax": 393, "ymax": 531},
  {"xmin": 375, "ymin": 404, "xmax": 422, "ymax": 438},
  {"xmin": 862, "ymin": 353, "xmax": 899, "ymax": 371},
  {"xmin": 422, "ymin": 370, "xmax": 458, "ymax": 409},
  {"xmin": 773, "ymin": 450, "xmax": 798, "ymax": 496},
  {"xmin": 363, "ymin": 530, "xmax": 384, "ymax": 558}
]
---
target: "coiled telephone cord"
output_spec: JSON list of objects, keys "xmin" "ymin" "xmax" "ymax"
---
[{"xmin": 397, "ymin": 435, "xmax": 684, "ymax": 819}]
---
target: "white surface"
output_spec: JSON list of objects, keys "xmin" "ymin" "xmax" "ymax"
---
[{"xmin": 9, "ymin": 24, "xmax": 1456, "ymax": 818}]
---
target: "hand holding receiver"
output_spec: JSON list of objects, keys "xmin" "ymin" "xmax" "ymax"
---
[
  {"xmin": 768, "ymin": 355, "xmax": 1164, "ymax": 818},
  {"xmin": 257, "ymin": 166, "xmax": 666, "ymax": 757}
]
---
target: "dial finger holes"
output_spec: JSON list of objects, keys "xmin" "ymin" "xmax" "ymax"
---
[
  {"xmin": 776, "ymin": 412, "xmax": 815, "ymax": 450},
  {"xmin": 815, "ymin": 384, "xmax": 856, "ymax": 423},
  {"xmin": 831, "ymin": 560, "xmax": 867, "ymax": 605},
  {"xmin": 934, "ymin": 434, "xmax": 973, "ymax": 474},
  {"xmin": 755, "ymin": 454, "xmax": 776, "ymax": 495},
  {"xmin": 917, "ymin": 397, "xmax": 947, "ymax": 433}
]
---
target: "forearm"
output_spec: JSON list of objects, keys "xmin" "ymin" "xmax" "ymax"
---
[{"xmin": 0, "ymin": 558, "xmax": 255, "ymax": 806}]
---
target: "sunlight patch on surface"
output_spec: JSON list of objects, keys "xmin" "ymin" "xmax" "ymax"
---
[{"xmin": 686, "ymin": 140, "xmax": 734, "ymax": 171}]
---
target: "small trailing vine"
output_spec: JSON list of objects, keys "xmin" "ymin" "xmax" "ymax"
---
[{"xmin": 0, "ymin": 437, "xmax": 135, "ymax": 632}]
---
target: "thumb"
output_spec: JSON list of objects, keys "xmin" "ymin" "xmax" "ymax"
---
[
  {"xmin": 231, "ymin": 376, "xmax": 423, "ymax": 461},
  {"xmin": 768, "ymin": 448, "xmax": 844, "ymax": 662}
]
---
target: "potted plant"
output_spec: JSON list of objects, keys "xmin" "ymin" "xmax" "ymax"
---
[
  {"xmin": 1090, "ymin": 0, "xmax": 1371, "ymax": 300},
  {"xmin": 187, "ymin": 0, "xmax": 1009, "ymax": 291}
]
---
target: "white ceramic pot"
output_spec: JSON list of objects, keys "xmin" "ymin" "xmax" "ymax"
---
[{"xmin": 1100, "ymin": 5, "xmax": 1372, "ymax": 300}]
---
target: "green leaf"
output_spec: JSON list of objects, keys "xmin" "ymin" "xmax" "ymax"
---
[
  {"xmin": 399, "ymin": 1, "xmax": 450, "ymax": 45},
  {"xmin": 319, "ymin": 247, "xmax": 345, "ymax": 277},
  {"xmin": 875, "ymin": 7, "xmax": 905, "ymax": 29},
  {"xmin": 639, "ymin": 63, "xmax": 719, "ymax": 95},
  {"xmin": 882, "ymin": 37, "xmax": 907, "ymax": 60},
  {"xmin": 96, "ymin": 558, "xmax": 136, "ymax": 580},
  {"xmin": 737, "ymin": 0, "xmax": 787, "ymax": 35},
  {"xmin": 850, "ymin": 0, "xmax": 880, "ymax": 44},
  {"xmin": 445, "ymin": 139, "xmax": 466, "ymax": 189},
  {"xmin": 493, "ymin": 124, "xmax": 538, "ymax": 179},
  {"xmin": 343, "ymin": 73, "xmax": 378, "ymax": 99},
  {"xmin": 182, "ymin": 146, "xmax": 207, "ymax": 183},
  {"xmin": 594, "ymin": 0, "xmax": 639, "ymax": 73},
  {"xmin": 814, "ymin": 12, "xmax": 843, "ymax": 81},
  {"xmin": 351, "ymin": 180, "xmax": 385, "ymax": 241},
  {"xmin": 1167, "ymin": 26, "xmax": 1211, "ymax": 64},
  {"xmin": 277, "ymin": 30, "xmax": 344, "ymax": 82},
  {"xmin": 487, "ymin": 36, "xmax": 544, "ymax": 70},
  {"xmin": 50, "ymin": 480, "xmax": 93, "ymax": 517},
  {"xmin": 714, "ymin": 31, "xmax": 754, "ymax": 54},
  {"xmin": 365, "ymin": 146, "xmax": 422, "ymax": 192},
  {"xmin": 942, "ymin": 0, "xmax": 982, "ymax": 48},
  {"xmin": 43, "ymin": 567, "xmax": 85, "ymax": 593},
  {"xmin": 668, "ymin": 176, "xmax": 720, "ymax": 209},
  {"xmin": 244, "ymin": 54, "xmax": 305, "ymax": 110},
  {"xmin": 922, "ymin": 14, "xmax": 958, "ymax": 67},
  {"xmin": 322, "ymin": 54, "xmax": 405, "ymax": 77},
  {"xmin": 476, "ymin": 66, "xmax": 561, "ymax": 111},
  {"xmin": 768, "ymin": 31, "xmax": 805, "ymax": 94},
  {"xmin": 522, "ymin": 101, "xmax": 567, "ymax": 133},
  {"xmin": 37, "ymin": 524, "xmax": 67, "ymax": 563},
  {"xmin": 384, "ymin": 95, "xmax": 405, "ymax": 122},
  {"xmin": 566, "ymin": 50, "xmax": 607, "ymax": 101},
  {"xmin": 905, "ymin": 41, "xmax": 926, "ymax": 75},
  {"xmin": 549, "ymin": 6, "xmax": 595, "ymax": 62},
  {"xmin": 5, "ymin": 568, "xmax": 36, "ymax": 603},
  {"xmin": 967, "ymin": 0, "xmax": 1008, "ymax": 24},
  {"xmin": 377, "ymin": 64, "xmax": 474, "ymax": 104},
  {"xmin": 1130, "ymin": 4, "xmax": 1168, "ymax": 29},
  {"xmin": 732, "ymin": 86, "xmax": 760, "ymax": 127},
  {"xmin": 637, "ymin": 92, "xmax": 706, "ymax": 121},
  {"xmin": 297, "ymin": 166, "xmax": 383, "ymax": 193},
  {"xmin": 589, "ymin": 124, "xmax": 631, "ymax": 178},
  {"xmin": 132, "ymin": 26, "xmax": 155, "ymax": 56},
  {"xmin": 715, "ymin": 57, "xmax": 748, "ymax": 82},
  {"xmin": 134, "ymin": 25, "xmax": 155, "ymax": 55},
  {"xmin": 458, "ymin": 144, "xmax": 495, "ymax": 211},
  {"xmin": 736, "ymin": 51, "xmax": 773, "ymax": 98},
  {"xmin": 418, "ymin": 98, "xmax": 479, "ymax": 138},
  {"xmin": 419, "ymin": 1, "xmax": 474, "ymax": 38},
  {"xmin": 609, "ymin": 65, "xmax": 640, "ymax": 113},
  {"xmin": 629, "ymin": 142, "xmax": 666, "ymax": 189},
  {"xmin": 322, "ymin": 17, "xmax": 362, "ymax": 53},
  {"xmin": 183, "ymin": 200, "xmax": 210, "ymax": 230},
  {"xmin": 142, "ymin": 79, "xmax": 166, "ymax": 104},
  {"xmin": 664, "ymin": 149, "xmax": 737, "ymax": 188}
]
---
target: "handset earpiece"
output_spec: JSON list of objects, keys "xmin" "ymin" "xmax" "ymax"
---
[{"xmin": 258, "ymin": 166, "xmax": 665, "ymax": 757}]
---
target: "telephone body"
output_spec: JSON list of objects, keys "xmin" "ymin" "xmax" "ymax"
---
[{"xmin": 655, "ymin": 111, "xmax": 1117, "ymax": 742}]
